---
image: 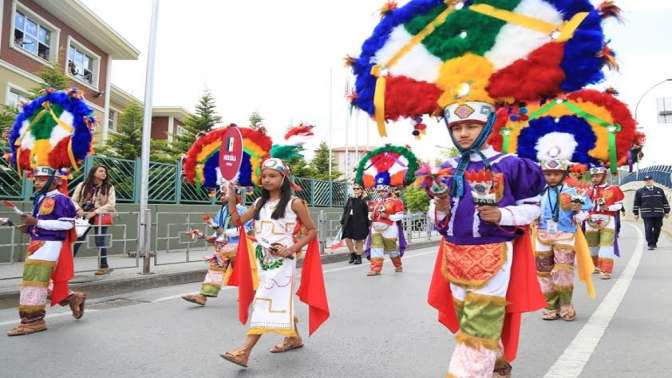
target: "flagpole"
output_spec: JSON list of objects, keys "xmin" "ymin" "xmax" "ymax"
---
[
  {"xmin": 139, "ymin": 0, "xmax": 160, "ymax": 274},
  {"xmin": 344, "ymin": 79, "xmax": 350, "ymax": 180}
]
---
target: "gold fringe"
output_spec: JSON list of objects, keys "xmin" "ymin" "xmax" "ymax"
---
[
  {"xmin": 18, "ymin": 304, "xmax": 46, "ymax": 313},
  {"xmin": 553, "ymin": 263, "xmax": 575, "ymax": 271},
  {"xmin": 535, "ymin": 250, "xmax": 554, "ymax": 256},
  {"xmin": 537, "ymin": 271, "xmax": 551, "ymax": 277},
  {"xmin": 24, "ymin": 259, "xmax": 56, "ymax": 267},
  {"xmin": 444, "ymin": 245, "xmax": 507, "ymax": 289},
  {"xmin": 20, "ymin": 280, "xmax": 49, "ymax": 288},
  {"xmin": 455, "ymin": 331, "xmax": 501, "ymax": 351},
  {"xmin": 247, "ymin": 326, "xmax": 297, "ymax": 338},
  {"xmin": 555, "ymin": 285, "xmax": 574, "ymax": 293},
  {"xmin": 452, "ymin": 298, "xmax": 464, "ymax": 309},
  {"xmin": 464, "ymin": 292, "xmax": 508, "ymax": 307}
]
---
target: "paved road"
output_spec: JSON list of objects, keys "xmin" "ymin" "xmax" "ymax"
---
[{"xmin": 1, "ymin": 222, "xmax": 669, "ymax": 377}]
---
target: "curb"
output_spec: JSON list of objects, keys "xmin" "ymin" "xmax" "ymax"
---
[{"xmin": 0, "ymin": 240, "xmax": 439, "ymax": 309}]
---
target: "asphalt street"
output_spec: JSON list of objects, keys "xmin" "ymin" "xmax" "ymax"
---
[{"xmin": 1, "ymin": 222, "xmax": 669, "ymax": 378}]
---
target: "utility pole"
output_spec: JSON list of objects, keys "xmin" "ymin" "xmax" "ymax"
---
[{"xmin": 139, "ymin": 0, "xmax": 160, "ymax": 274}]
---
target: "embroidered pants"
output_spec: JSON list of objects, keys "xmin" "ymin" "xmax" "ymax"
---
[
  {"xmin": 19, "ymin": 241, "xmax": 62, "ymax": 324},
  {"xmin": 199, "ymin": 243, "xmax": 236, "ymax": 297},
  {"xmin": 445, "ymin": 241, "xmax": 512, "ymax": 378},
  {"xmin": 535, "ymin": 233, "xmax": 576, "ymax": 310},
  {"xmin": 585, "ymin": 215, "xmax": 616, "ymax": 273},
  {"xmin": 370, "ymin": 222, "xmax": 400, "ymax": 272}
]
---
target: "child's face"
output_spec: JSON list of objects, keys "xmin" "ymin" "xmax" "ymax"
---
[
  {"xmin": 544, "ymin": 171, "xmax": 564, "ymax": 186},
  {"xmin": 450, "ymin": 122, "xmax": 484, "ymax": 149},
  {"xmin": 33, "ymin": 176, "xmax": 49, "ymax": 192},
  {"xmin": 591, "ymin": 173, "xmax": 605, "ymax": 185},
  {"xmin": 261, "ymin": 169, "xmax": 284, "ymax": 192}
]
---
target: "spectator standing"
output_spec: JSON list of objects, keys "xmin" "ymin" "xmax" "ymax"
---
[
  {"xmin": 72, "ymin": 165, "xmax": 116, "ymax": 274},
  {"xmin": 633, "ymin": 175, "xmax": 670, "ymax": 250}
]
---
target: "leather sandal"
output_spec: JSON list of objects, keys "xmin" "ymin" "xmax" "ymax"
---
[
  {"xmin": 560, "ymin": 305, "xmax": 577, "ymax": 321},
  {"xmin": 270, "ymin": 337, "xmax": 304, "ymax": 353},
  {"xmin": 7, "ymin": 320, "xmax": 47, "ymax": 336},
  {"xmin": 220, "ymin": 348, "xmax": 250, "ymax": 368},
  {"xmin": 181, "ymin": 294, "xmax": 207, "ymax": 306},
  {"xmin": 542, "ymin": 309, "xmax": 560, "ymax": 320},
  {"xmin": 69, "ymin": 292, "xmax": 87, "ymax": 320}
]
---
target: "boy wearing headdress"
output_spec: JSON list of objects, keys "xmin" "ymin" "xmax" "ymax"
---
[{"xmin": 366, "ymin": 183, "xmax": 405, "ymax": 276}]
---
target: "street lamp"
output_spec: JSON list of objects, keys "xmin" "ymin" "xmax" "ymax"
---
[{"xmin": 633, "ymin": 78, "xmax": 672, "ymax": 124}]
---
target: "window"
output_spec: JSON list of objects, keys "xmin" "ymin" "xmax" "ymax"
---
[
  {"xmin": 108, "ymin": 109, "xmax": 118, "ymax": 131},
  {"xmin": 6, "ymin": 87, "xmax": 29, "ymax": 108},
  {"xmin": 67, "ymin": 43, "xmax": 98, "ymax": 87},
  {"xmin": 657, "ymin": 97, "xmax": 672, "ymax": 124},
  {"xmin": 13, "ymin": 10, "xmax": 53, "ymax": 61}
]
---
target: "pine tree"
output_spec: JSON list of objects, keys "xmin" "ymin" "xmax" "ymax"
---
[
  {"xmin": 249, "ymin": 112, "xmax": 263, "ymax": 129},
  {"xmin": 170, "ymin": 91, "xmax": 221, "ymax": 156},
  {"xmin": 310, "ymin": 141, "xmax": 341, "ymax": 180},
  {"xmin": 286, "ymin": 155, "xmax": 316, "ymax": 178},
  {"xmin": 99, "ymin": 103, "xmax": 143, "ymax": 160},
  {"xmin": 30, "ymin": 64, "xmax": 69, "ymax": 98}
]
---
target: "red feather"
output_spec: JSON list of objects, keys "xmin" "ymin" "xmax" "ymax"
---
[
  {"xmin": 284, "ymin": 124, "xmax": 315, "ymax": 140},
  {"xmin": 384, "ymin": 75, "xmax": 442, "ymax": 121}
]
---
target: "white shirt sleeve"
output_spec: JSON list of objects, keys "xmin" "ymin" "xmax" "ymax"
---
[
  {"xmin": 574, "ymin": 210, "xmax": 589, "ymax": 224},
  {"xmin": 498, "ymin": 204, "xmax": 541, "ymax": 226},
  {"xmin": 37, "ymin": 218, "xmax": 75, "ymax": 231},
  {"xmin": 389, "ymin": 212, "xmax": 404, "ymax": 222},
  {"xmin": 607, "ymin": 202, "xmax": 623, "ymax": 212},
  {"xmin": 428, "ymin": 200, "xmax": 449, "ymax": 225}
]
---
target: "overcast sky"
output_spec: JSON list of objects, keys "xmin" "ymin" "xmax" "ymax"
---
[{"xmin": 80, "ymin": 0, "xmax": 672, "ymax": 167}]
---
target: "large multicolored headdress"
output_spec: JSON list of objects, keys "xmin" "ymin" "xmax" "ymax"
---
[
  {"xmin": 8, "ymin": 88, "xmax": 95, "ymax": 177},
  {"xmin": 348, "ymin": 0, "xmax": 616, "ymax": 136},
  {"xmin": 488, "ymin": 89, "xmax": 638, "ymax": 173},
  {"xmin": 355, "ymin": 145, "xmax": 419, "ymax": 189},
  {"xmin": 183, "ymin": 125, "xmax": 272, "ymax": 192}
]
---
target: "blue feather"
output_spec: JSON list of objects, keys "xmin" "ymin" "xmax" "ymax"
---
[{"xmin": 517, "ymin": 115, "xmax": 598, "ymax": 165}]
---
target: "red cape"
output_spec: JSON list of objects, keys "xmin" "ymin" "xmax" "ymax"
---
[
  {"xmin": 51, "ymin": 229, "xmax": 76, "ymax": 306},
  {"xmin": 233, "ymin": 227, "xmax": 330, "ymax": 335},
  {"xmin": 427, "ymin": 227, "xmax": 545, "ymax": 362}
]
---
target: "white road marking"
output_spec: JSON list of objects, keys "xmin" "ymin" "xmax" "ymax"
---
[{"xmin": 544, "ymin": 223, "xmax": 645, "ymax": 378}]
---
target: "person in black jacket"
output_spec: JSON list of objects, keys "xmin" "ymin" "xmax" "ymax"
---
[
  {"xmin": 340, "ymin": 184, "xmax": 369, "ymax": 264},
  {"xmin": 633, "ymin": 175, "xmax": 670, "ymax": 250}
]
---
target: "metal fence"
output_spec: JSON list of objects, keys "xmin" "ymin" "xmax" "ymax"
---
[
  {"xmin": 620, "ymin": 165, "xmax": 672, "ymax": 188},
  {"xmin": 0, "ymin": 152, "xmax": 349, "ymax": 207}
]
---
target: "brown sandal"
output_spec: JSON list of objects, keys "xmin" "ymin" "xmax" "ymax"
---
[
  {"xmin": 542, "ymin": 309, "xmax": 560, "ymax": 321},
  {"xmin": 269, "ymin": 337, "xmax": 304, "ymax": 353},
  {"xmin": 220, "ymin": 348, "xmax": 250, "ymax": 368},
  {"xmin": 7, "ymin": 321, "xmax": 47, "ymax": 336},
  {"xmin": 69, "ymin": 292, "xmax": 87, "ymax": 320},
  {"xmin": 560, "ymin": 305, "xmax": 577, "ymax": 321}
]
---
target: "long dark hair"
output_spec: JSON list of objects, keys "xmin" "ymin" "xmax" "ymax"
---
[
  {"xmin": 81, "ymin": 165, "xmax": 111, "ymax": 198},
  {"xmin": 254, "ymin": 178, "xmax": 292, "ymax": 220}
]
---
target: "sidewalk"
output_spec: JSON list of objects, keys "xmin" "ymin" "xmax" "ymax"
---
[{"xmin": 0, "ymin": 236, "xmax": 441, "ymax": 309}]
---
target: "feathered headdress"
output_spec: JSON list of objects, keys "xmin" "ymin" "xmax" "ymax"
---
[
  {"xmin": 488, "ymin": 89, "xmax": 639, "ymax": 174},
  {"xmin": 355, "ymin": 144, "xmax": 419, "ymax": 189},
  {"xmin": 348, "ymin": 0, "xmax": 613, "ymax": 136},
  {"xmin": 183, "ymin": 125, "xmax": 272, "ymax": 193},
  {"xmin": 269, "ymin": 123, "xmax": 315, "ymax": 161},
  {"xmin": 8, "ymin": 88, "xmax": 95, "ymax": 177}
]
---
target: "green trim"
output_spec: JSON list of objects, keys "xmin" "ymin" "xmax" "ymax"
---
[
  {"xmin": 461, "ymin": 293, "xmax": 507, "ymax": 341},
  {"xmin": 355, "ymin": 145, "xmax": 419, "ymax": 187},
  {"xmin": 200, "ymin": 283, "xmax": 221, "ymax": 297},
  {"xmin": 22, "ymin": 261, "xmax": 54, "ymax": 283},
  {"xmin": 255, "ymin": 244, "xmax": 283, "ymax": 271}
]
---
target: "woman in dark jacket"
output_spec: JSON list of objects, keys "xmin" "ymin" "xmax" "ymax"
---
[{"xmin": 340, "ymin": 184, "xmax": 370, "ymax": 264}]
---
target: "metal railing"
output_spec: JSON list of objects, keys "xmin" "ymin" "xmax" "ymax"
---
[
  {"xmin": 620, "ymin": 165, "xmax": 672, "ymax": 188},
  {"xmin": 0, "ymin": 151, "xmax": 349, "ymax": 207}
]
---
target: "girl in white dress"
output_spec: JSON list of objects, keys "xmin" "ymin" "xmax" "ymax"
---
[{"xmin": 221, "ymin": 158, "xmax": 318, "ymax": 368}]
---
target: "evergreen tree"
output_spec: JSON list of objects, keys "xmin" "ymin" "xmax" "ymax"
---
[
  {"xmin": 170, "ymin": 91, "xmax": 220, "ymax": 156},
  {"xmin": 30, "ymin": 64, "xmax": 69, "ymax": 98},
  {"xmin": 249, "ymin": 111, "xmax": 263, "ymax": 129},
  {"xmin": 286, "ymin": 155, "xmax": 316, "ymax": 178},
  {"xmin": 99, "ymin": 103, "xmax": 143, "ymax": 160},
  {"xmin": 310, "ymin": 141, "xmax": 341, "ymax": 180},
  {"xmin": 0, "ymin": 106, "xmax": 18, "ymax": 150}
]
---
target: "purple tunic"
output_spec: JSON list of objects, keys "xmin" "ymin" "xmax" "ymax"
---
[
  {"xmin": 29, "ymin": 193, "xmax": 76, "ymax": 241},
  {"xmin": 438, "ymin": 153, "xmax": 545, "ymax": 245}
]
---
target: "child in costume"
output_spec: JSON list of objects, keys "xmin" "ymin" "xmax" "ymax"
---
[
  {"xmin": 535, "ymin": 159, "xmax": 594, "ymax": 321},
  {"xmin": 586, "ymin": 165, "xmax": 624, "ymax": 280},
  {"xmin": 355, "ymin": 145, "xmax": 418, "ymax": 276},
  {"xmin": 6, "ymin": 89, "xmax": 95, "ymax": 336},
  {"xmin": 347, "ymin": 0, "xmax": 624, "ymax": 375},
  {"xmin": 182, "ymin": 187, "xmax": 252, "ymax": 306},
  {"xmin": 220, "ymin": 158, "xmax": 329, "ymax": 368}
]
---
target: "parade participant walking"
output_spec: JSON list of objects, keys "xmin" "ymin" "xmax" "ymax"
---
[
  {"xmin": 220, "ymin": 158, "xmax": 329, "ymax": 368},
  {"xmin": 340, "ymin": 183, "xmax": 369, "ymax": 265},
  {"xmin": 586, "ymin": 165, "xmax": 624, "ymax": 279},
  {"xmin": 5, "ymin": 89, "xmax": 95, "ymax": 336},
  {"xmin": 534, "ymin": 159, "xmax": 594, "ymax": 321},
  {"xmin": 633, "ymin": 175, "xmax": 670, "ymax": 250},
  {"xmin": 354, "ymin": 145, "xmax": 418, "ymax": 276},
  {"xmin": 71, "ymin": 165, "xmax": 116, "ymax": 275},
  {"xmin": 181, "ymin": 187, "xmax": 251, "ymax": 306}
]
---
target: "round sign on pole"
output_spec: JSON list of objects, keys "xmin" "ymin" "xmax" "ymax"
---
[{"xmin": 219, "ymin": 125, "xmax": 244, "ymax": 182}]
